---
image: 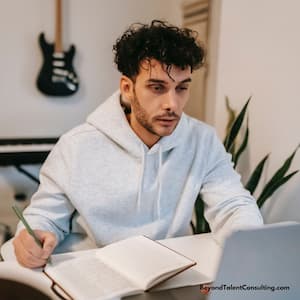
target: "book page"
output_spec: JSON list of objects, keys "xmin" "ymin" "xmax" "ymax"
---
[
  {"xmin": 45, "ymin": 255, "xmax": 140, "ymax": 300},
  {"xmin": 152, "ymin": 267, "xmax": 211, "ymax": 291},
  {"xmin": 97, "ymin": 236, "xmax": 195, "ymax": 290}
]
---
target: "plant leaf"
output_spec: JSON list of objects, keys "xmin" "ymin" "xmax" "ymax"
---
[
  {"xmin": 258, "ymin": 145, "xmax": 299, "ymax": 202},
  {"xmin": 233, "ymin": 118, "xmax": 249, "ymax": 167},
  {"xmin": 223, "ymin": 96, "xmax": 236, "ymax": 144},
  {"xmin": 245, "ymin": 153, "xmax": 270, "ymax": 195},
  {"xmin": 190, "ymin": 220, "xmax": 196, "ymax": 234},
  {"xmin": 224, "ymin": 96, "xmax": 251, "ymax": 153},
  {"xmin": 225, "ymin": 96, "xmax": 236, "ymax": 126},
  {"xmin": 257, "ymin": 170, "xmax": 299, "ymax": 208},
  {"xmin": 195, "ymin": 194, "xmax": 204, "ymax": 234},
  {"xmin": 194, "ymin": 194, "xmax": 210, "ymax": 234}
]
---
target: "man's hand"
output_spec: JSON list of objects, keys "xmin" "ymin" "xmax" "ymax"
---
[{"xmin": 13, "ymin": 229, "xmax": 57, "ymax": 268}]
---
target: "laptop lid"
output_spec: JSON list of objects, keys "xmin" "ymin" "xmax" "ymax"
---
[{"xmin": 208, "ymin": 223, "xmax": 300, "ymax": 300}]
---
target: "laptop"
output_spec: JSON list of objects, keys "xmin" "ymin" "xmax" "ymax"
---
[
  {"xmin": 126, "ymin": 223, "xmax": 299, "ymax": 300},
  {"xmin": 208, "ymin": 222, "xmax": 300, "ymax": 300}
]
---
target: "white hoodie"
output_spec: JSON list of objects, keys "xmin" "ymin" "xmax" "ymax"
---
[{"xmin": 19, "ymin": 91, "xmax": 263, "ymax": 246}]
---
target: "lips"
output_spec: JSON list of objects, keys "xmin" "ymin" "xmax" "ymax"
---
[
  {"xmin": 155, "ymin": 118, "xmax": 178, "ymax": 126},
  {"xmin": 155, "ymin": 115, "xmax": 179, "ymax": 121},
  {"xmin": 156, "ymin": 118, "xmax": 177, "ymax": 121}
]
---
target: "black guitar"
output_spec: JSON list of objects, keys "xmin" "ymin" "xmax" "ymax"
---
[{"xmin": 36, "ymin": 0, "xmax": 79, "ymax": 96}]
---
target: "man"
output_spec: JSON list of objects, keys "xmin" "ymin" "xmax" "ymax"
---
[{"xmin": 13, "ymin": 20, "xmax": 263, "ymax": 268}]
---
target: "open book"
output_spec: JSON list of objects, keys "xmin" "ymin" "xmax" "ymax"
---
[{"xmin": 44, "ymin": 235, "xmax": 196, "ymax": 300}]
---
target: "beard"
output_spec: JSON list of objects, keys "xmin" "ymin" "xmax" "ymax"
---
[{"xmin": 131, "ymin": 89, "xmax": 180, "ymax": 138}]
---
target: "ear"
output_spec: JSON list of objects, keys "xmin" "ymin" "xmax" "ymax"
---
[{"xmin": 120, "ymin": 75, "xmax": 134, "ymax": 104}]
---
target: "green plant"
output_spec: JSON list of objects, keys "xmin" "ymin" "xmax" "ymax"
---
[{"xmin": 191, "ymin": 97, "xmax": 299, "ymax": 234}]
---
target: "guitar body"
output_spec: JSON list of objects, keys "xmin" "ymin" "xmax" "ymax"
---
[{"xmin": 36, "ymin": 33, "xmax": 79, "ymax": 96}]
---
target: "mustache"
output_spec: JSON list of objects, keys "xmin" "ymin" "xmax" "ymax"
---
[{"xmin": 155, "ymin": 111, "xmax": 180, "ymax": 119}]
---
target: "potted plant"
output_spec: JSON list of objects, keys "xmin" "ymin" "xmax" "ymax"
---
[{"xmin": 191, "ymin": 97, "xmax": 299, "ymax": 234}]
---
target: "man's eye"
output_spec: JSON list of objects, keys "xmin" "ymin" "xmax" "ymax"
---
[
  {"xmin": 176, "ymin": 86, "xmax": 189, "ymax": 91},
  {"xmin": 150, "ymin": 85, "xmax": 165, "ymax": 92}
]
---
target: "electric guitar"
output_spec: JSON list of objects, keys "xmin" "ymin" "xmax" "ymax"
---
[{"xmin": 36, "ymin": 0, "xmax": 79, "ymax": 96}]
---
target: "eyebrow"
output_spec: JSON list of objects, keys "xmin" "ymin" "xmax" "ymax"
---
[{"xmin": 146, "ymin": 78, "xmax": 192, "ymax": 84}]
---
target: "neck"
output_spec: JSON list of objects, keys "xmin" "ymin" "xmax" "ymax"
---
[{"xmin": 55, "ymin": 0, "xmax": 63, "ymax": 53}]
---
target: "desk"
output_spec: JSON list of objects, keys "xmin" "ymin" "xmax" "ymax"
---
[{"xmin": 0, "ymin": 234, "xmax": 222, "ymax": 299}]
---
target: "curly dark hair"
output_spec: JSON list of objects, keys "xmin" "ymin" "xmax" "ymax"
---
[{"xmin": 113, "ymin": 20, "xmax": 205, "ymax": 79}]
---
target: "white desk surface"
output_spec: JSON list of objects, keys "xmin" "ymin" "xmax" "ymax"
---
[
  {"xmin": 160, "ymin": 233, "xmax": 222, "ymax": 280},
  {"xmin": 0, "ymin": 233, "xmax": 222, "ymax": 299}
]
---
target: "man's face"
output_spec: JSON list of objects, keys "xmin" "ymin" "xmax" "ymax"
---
[{"xmin": 121, "ymin": 59, "xmax": 192, "ymax": 147}]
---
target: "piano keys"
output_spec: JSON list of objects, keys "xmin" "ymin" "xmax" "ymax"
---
[{"xmin": 0, "ymin": 138, "xmax": 58, "ymax": 166}]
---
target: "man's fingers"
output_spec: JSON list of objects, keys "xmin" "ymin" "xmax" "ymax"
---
[
  {"xmin": 18, "ymin": 229, "xmax": 44, "ymax": 258},
  {"xmin": 13, "ymin": 229, "xmax": 57, "ymax": 268},
  {"xmin": 13, "ymin": 236, "xmax": 46, "ymax": 268},
  {"xmin": 17, "ymin": 249, "xmax": 47, "ymax": 268},
  {"xmin": 36, "ymin": 230, "xmax": 57, "ymax": 258}
]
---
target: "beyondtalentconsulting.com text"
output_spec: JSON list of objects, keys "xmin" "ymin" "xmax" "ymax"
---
[{"xmin": 200, "ymin": 283, "xmax": 290, "ymax": 294}]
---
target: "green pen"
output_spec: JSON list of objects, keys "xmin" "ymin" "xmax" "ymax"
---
[{"xmin": 12, "ymin": 205, "xmax": 51, "ymax": 264}]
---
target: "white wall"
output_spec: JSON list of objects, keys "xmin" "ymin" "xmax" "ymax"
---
[
  {"xmin": 208, "ymin": 0, "xmax": 300, "ymax": 223},
  {"xmin": 3, "ymin": 0, "xmax": 299, "ymax": 230},
  {"xmin": 0, "ymin": 0, "xmax": 181, "ymax": 137},
  {"xmin": 0, "ymin": 0, "xmax": 182, "ymax": 229}
]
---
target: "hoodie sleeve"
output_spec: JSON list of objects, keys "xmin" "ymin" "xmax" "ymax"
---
[
  {"xmin": 15, "ymin": 135, "xmax": 75, "ymax": 244},
  {"xmin": 200, "ymin": 129, "xmax": 264, "ymax": 245}
]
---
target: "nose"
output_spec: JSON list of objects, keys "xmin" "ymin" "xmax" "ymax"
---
[{"xmin": 161, "ymin": 90, "xmax": 178, "ymax": 111}]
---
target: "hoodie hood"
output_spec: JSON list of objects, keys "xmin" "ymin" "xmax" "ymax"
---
[{"xmin": 86, "ymin": 90, "xmax": 188, "ymax": 157}]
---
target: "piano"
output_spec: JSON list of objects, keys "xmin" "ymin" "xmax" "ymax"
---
[
  {"xmin": 0, "ymin": 138, "xmax": 58, "ymax": 240},
  {"xmin": 0, "ymin": 138, "xmax": 59, "ymax": 183}
]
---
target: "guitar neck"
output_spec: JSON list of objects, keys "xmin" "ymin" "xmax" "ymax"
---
[{"xmin": 55, "ymin": 0, "xmax": 63, "ymax": 53}]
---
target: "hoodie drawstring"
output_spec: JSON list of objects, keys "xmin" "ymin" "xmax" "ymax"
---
[
  {"xmin": 136, "ymin": 144, "xmax": 145, "ymax": 213},
  {"xmin": 136, "ymin": 143, "xmax": 163, "ymax": 220},
  {"xmin": 156, "ymin": 145, "xmax": 162, "ymax": 219}
]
